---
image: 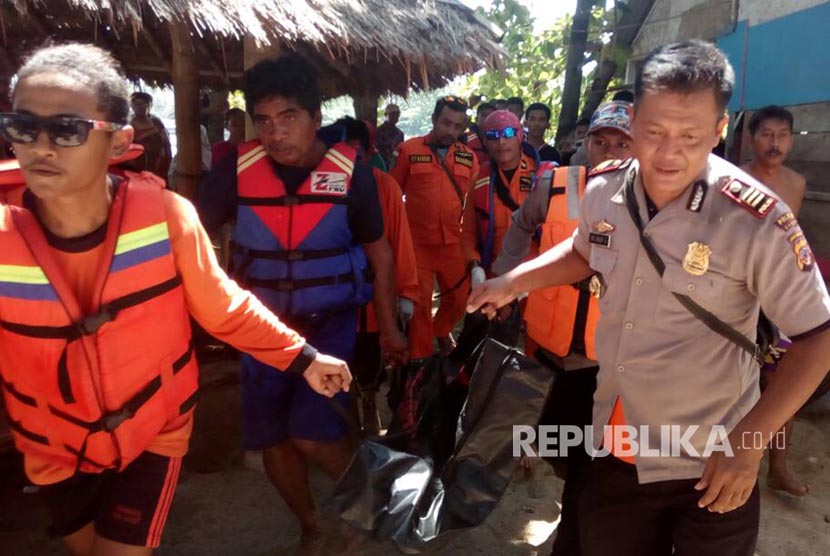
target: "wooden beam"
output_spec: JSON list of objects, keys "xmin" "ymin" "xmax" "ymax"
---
[
  {"xmin": 194, "ymin": 36, "xmax": 230, "ymax": 87},
  {"xmin": 169, "ymin": 20, "xmax": 201, "ymax": 199},
  {"xmin": 143, "ymin": 25, "xmax": 172, "ymax": 74}
]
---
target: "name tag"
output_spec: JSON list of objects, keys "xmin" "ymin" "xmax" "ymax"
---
[
  {"xmin": 410, "ymin": 154, "xmax": 432, "ymax": 164},
  {"xmin": 454, "ymin": 152, "xmax": 474, "ymax": 168},
  {"xmin": 519, "ymin": 175, "xmax": 533, "ymax": 192},
  {"xmin": 589, "ymin": 232, "xmax": 611, "ymax": 248}
]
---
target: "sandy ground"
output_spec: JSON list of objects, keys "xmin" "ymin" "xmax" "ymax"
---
[{"xmin": 1, "ymin": 358, "xmax": 828, "ymax": 556}]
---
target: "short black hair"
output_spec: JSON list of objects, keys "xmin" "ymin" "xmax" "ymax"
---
[
  {"xmin": 635, "ymin": 39, "xmax": 734, "ymax": 113},
  {"xmin": 334, "ymin": 116, "xmax": 371, "ymax": 152},
  {"xmin": 243, "ymin": 54, "xmax": 321, "ymax": 117},
  {"xmin": 525, "ymin": 102, "xmax": 551, "ymax": 121},
  {"xmin": 477, "ymin": 101, "xmax": 496, "ymax": 115},
  {"xmin": 432, "ymin": 95, "xmax": 468, "ymax": 119},
  {"xmin": 612, "ymin": 90, "xmax": 635, "ymax": 103},
  {"xmin": 507, "ymin": 96, "xmax": 524, "ymax": 110},
  {"xmin": 748, "ymin": 105, "xmax": 794, "ymax": 135},
  {"xmin": 225, "ymin": 107, "xmax": 246, "ymax": 123},
  {"xmin": 16, "ymin": 43, "xmax": 129, "ymax": 124},
  {"xmin": 130, "ymin": 91, "xmax": 153, "ymax": 105}
]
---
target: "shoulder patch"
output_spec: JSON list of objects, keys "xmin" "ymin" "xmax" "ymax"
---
[
  {"xmin": 519, "ymin": 175, "xmax": 533, "ymax": 192},
  {"xmin": 720, "ymin": 178, "xmax": 777, "ymax": 218},
  {"xmin": 454, "ymin": 151, "xmax": 474, "ymax": 168},
  {"xmin": 588, "ymin": 157, "xmax": 632, "ymax": 177}
]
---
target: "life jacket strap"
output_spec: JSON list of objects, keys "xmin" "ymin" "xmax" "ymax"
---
[
  {"xmin": 238, "ymin": 194, "xmax": 349, "ymax": 207},
  {"xmin": 246, "ymin": 270, "xmax": 369, "ymax": 292}
]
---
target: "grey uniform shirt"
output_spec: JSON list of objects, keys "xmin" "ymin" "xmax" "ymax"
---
[{"xmin": 574, "ymin": 154, "xmax": 830, "ymax": 483}]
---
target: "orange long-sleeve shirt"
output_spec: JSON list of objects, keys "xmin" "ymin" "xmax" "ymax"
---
[
  {"xmin": 361, "ymin": 169, "xmax": 420, "ymax": 332},
  {"xmin": 390, "ymin": 134, "xmax": 479, "ymax": 247},
  {"xmin": 462, "ymin": 153, "xmax": 538, "ymax": 267},
  {"xmin": 24, "ymin": 183, "xmax": 313, "ymax": 484}
]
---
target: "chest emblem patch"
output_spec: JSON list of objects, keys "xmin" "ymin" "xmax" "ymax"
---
[
  {"xmin": 310, "ymin": 172, "xmax": 348, "ymax": 195},
  {"xmin": 682, "ymin": 242, "xmax": 712, "ymax": 276}
]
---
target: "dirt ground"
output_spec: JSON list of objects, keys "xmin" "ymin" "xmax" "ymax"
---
[{"xmin": 1, "ymin": 358, "xmax": 829, "ymax": 556}]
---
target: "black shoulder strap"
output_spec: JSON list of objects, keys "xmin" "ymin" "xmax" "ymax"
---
[
  {"xmin": 623, "ymin": 170, "xmax": 762, "ymax": 362},
  {"xmin": 429, "ymin": 145, "xmax": 466, "ymax": 211}
]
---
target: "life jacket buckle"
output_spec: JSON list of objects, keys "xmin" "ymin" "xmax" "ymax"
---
[
  {"xmin": 102, "ymin": 407, "xmax": 133, "ymax": 432},
  {"xmin": 79, "ymin": 307, "xmax": 114, "ymax": 335},
  {"xmin": 276, "ymin": 280, "xmax": 294, "ymax": 292},
  {"xmin": 284, "ymin": 195, "xmax": 300, "ymax": 207},
  {"xmin": 287, "ymin": 250, "xmax": 304, "ymax": 261}
]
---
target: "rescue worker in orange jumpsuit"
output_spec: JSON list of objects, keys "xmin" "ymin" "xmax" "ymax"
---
[
  {"xmin": 462, "ymin": 109, "xmax": 540, "ymax": 286},
  {"xmin": 390, "ymin": 96, "xmax": 479, "ymax": 358},
  {"xmin": 334, "ymin": 117, "xmax": 419, "ymax": 431},
  {"xmin": 0, "ymin": 43, "xmax": 351, "ymax": 556},
  {"xmin": 489, "ymin": 100, "xmax": 634, "ymax": 556}
]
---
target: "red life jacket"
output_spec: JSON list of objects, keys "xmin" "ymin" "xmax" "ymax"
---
[
  {"xmin": 524, "ymin": 164, "xmax": 599, "ymax": 359},
  {"xmin": 0, "ymin": 174, "xmax": 198, "ymax": 477}
]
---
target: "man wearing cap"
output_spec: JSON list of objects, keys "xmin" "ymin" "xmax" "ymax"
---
[
  {"xmin": 462, "ymin": 109, "xmax": 540, "ymax": 285},
  {"xmin": 376, "ymin": 103, "xmax": 405, "ymax": 169},
  {"xmin": 469, "ymin": 40, "xmax": 830, "ymax": 555},
  {"xmin": 390, "ymin": 95, "xmax": 479, "ymax": 358},
  {"xmin": 490, "ymin": 100, "xmax": 633, "ymax": 555}
]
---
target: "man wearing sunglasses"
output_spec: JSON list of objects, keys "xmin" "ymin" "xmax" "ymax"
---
[
  {"xmin": 390, "ymin": 95, "xmax": 479, "ymax": 358},
  {"xmin": 0, "ymin": 43, "xmax": 353, "ymax": 556},
  {"xmin": 462, "ymin": 109, "xmax": 540, "ymax": 284}
]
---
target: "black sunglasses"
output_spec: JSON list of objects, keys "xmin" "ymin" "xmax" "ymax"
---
[{"xmin": 0, "ymin": 112, "xmax": 124, "ymax": 147}]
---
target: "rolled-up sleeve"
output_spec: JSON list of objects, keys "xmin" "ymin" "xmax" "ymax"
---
[{"xmin": 492, "ymin": 172, "xmax": 552, "ymax": 275}]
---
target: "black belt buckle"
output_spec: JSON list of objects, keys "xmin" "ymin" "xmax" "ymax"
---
[
  {"xmin": 102, "ymin": 408, "xmax": 133, "ymax": 432},
  {"xmin": 79, "ymin": 307, "xmax": 114, "ymax": 335},
  {"xmin": 287, "ymin": 250, "xmax": 304, "ymax": 261},
  {"xmin": 283, "ymin": 196, "xmax": 299, "ymax": 207}
]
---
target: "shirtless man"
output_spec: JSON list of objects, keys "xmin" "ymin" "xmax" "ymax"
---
[
  {"xmin": 742, "ymin": 105, "xmax": 806, "ymax": 213},
  {"xmin": 743, "ymin": 105, "xmax": 810, "ymax": 497}
]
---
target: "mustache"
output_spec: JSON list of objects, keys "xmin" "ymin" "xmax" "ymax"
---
[{"xmin": 765, "ymin": 149, "xmax": 783, "ymax": 156}]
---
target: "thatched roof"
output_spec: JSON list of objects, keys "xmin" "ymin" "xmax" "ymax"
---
[{"xmin": 0, "ymin": 0, "xmax": 503, "ymax": 96}]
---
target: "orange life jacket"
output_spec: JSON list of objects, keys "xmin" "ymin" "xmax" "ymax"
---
[
  {"xmin": 524, "ymin": 164, "xmax": 600, "ymax": 359},
  {"xmin": 0, "ymin": 174, "xmax": 198, "ymax": 476}
]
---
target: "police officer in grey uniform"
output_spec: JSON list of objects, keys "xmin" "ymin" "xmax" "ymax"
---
[{"xmin": 468, "ymin": 40, "xmax": 830, "ymax": 556}]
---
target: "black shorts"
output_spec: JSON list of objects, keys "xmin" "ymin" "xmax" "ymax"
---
[{"xmin": 38, "ymin": 451, "xmax": 181, "ymax": 548}]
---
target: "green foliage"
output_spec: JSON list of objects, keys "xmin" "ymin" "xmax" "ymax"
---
[{"xmin": 464, "ymin": 0, "xmax": 627, "ymax": 132}]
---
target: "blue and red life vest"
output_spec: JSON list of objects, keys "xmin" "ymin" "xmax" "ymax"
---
[{"xmin": 231, "ymin": 140, "xmax": 373, "ymax": 317}]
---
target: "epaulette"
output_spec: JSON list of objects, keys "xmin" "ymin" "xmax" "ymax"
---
[
  {"xmin": 588, "ymin": 157, "xmax": 632, "ymax": 177},
  {"xmin": 720, "ymin": 178, "xmax": 777, "ymax": 218}
]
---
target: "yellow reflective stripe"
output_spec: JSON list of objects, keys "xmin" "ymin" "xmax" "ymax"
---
[
  {"xmin": 324, "ymin": 152, "xmax": 354, "ymax": 176},
  {"xmin": 115, "ymin": 222, "xmax": 169, "ymax": 255},
  {"xmin": 237, "ymin": 149, "xmax": 270, "ymax": 175},
  {"xmin": 325, "ymin": 148, "xmax": 355, "ymax": 173},
  {"xmin": 237, "ymin": 145, "xmax": 266, "ymax": 167},
  {"xmin": 475, "ymin": 177, "xmax": 489, "ymax": 189},
  {"xmin": 0, "ymin": 264, "xmax": 49, "ymax": 284}
]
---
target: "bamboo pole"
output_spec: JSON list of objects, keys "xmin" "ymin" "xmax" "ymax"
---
[{"xmin": 169, "ymin": 19, "xmax": 201, "ymax": 200}]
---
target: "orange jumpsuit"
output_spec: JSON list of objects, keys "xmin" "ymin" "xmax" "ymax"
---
[
  {"xmin": 390, "ymin": 134, "xmax": 479, "ymax": 358},
  {"xmin": 360, "ymin": 168, "xmax": 419, "ymax": 332},
  {"xmin": 462, "ymin": 152, "xmax": 539, "ymax": 272}
]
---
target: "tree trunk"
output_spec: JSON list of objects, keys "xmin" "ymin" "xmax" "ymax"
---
[
  {"xmin": 555, "ymin": 0, "xmax": 596, "ymax": 143},
  {"xmin": 353, "ymin": 94, "xmax": 380, "ymax": 127},
  {"xmin": 169, "ymin": 20, "xmax": 201, "ymax": 200},
  {"xmin": 579, "ymin": 0, "xmax": 657, "ymax": 120}
]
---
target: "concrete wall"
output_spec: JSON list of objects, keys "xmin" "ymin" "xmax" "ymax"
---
[{"xmin": 738, "ymin": 0, "xmax": 826, "ymax": 25}]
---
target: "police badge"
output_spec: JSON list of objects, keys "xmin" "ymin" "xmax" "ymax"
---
[{"xmin": 682, "ymin": 242, "xmax": 712, "ymax": 276}]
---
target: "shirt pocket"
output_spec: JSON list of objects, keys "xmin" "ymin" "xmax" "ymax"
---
[{"xmin": 656, "ymin": 263, "xmax": 727, "ymax": 325}]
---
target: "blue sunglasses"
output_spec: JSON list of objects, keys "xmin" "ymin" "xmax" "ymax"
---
[{"xmin": 484, "ymin": 127, "xmax": 518, "ymax": 141}]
